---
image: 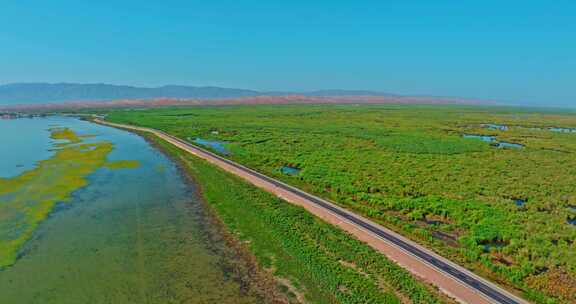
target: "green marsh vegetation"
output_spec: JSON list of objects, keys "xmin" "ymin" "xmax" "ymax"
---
[
  {"xmin": 150, "ymin": 134, "xmax": 447, "ymax": 304},
  {"xmin": 0, "ymin": 127, "xmax": 138, "ymax": 268},
  {"xmin": 109, "ymin": 105, "xmax": 576, "ymax": 303}
]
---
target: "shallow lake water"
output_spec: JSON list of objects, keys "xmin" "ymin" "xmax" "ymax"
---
[
  {"xmin": 0, "ymin": 118, "xmax": 58, "ymax": 177},
  {"xmin": 0, "ymin": 117, "xmax": 259, "ymax": 304}
]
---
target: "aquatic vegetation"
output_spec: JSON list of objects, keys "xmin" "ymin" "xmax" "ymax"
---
[
  {"xmin": 104, "ymin": 160, "xmax": 140, "ymax": 169},
  {"xmin": 0, "ymin": 120, "xmax": 264, "ymax": 304},
  {"xmin": 377, "ymin": 133, "xmax": 487, "ymax": 154},
  {"xmin": 0, "ymin": 128, "xmax": 138, "ymax": 268},
  {"xmin": 49, "ymin": 126, "xmax": 82, "ymax": 144},
  {"xmin": 109, "ymin": 104, "xmax": 576, "ymax": 303}
]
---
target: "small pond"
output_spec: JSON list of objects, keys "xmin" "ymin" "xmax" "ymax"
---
[
  {"xmin": 483, "ymin": 124, "xmax": 509, "ymax": 131},
  {"xmin": 513, "ymin": 199, "xmax": 525, "ymax": 207},
  {"xmin": 497, "ymin": 142, "xmax": 524, "ymax": 149},
  {"xmin": 549, "ymin": 127, "xmax": 576, "ymax": 134},
  {"xmin": 463, "ymin": 135, "xmax": 524, "ymax": 149},
  {"xmin": 192, "ymin": 138, "xmax": 231, "ymax": 155},
  {"xmin": 281, "ymin": 166, "xmax": 301, "ymax": 175},
  {"xmin": 478, "ymin": 124, "xmax": 576, "ymax": 134},
  {"xmin": 463, "ymin": 134, "xmax": 497, "ymax": 142}
]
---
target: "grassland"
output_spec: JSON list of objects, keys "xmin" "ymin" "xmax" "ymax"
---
[
  {"xmin": 108, "ymin": 104, "xmax": 576, "ymax": 303},
  {"xmin": 0, "ymin": 127, "xmax": 138, "ymax": 268},
  {"xmin": 149, "ymin": 133, "xmax": 447, "ymax": 304}
]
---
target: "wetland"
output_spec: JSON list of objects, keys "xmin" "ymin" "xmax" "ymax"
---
[
  {"xmin": 108, "ymin": 104, "xmax": 576, "ymax": 303},
  {"xmin": 0, "ymin": 117, "xmax": 264, "ymax": 304}
]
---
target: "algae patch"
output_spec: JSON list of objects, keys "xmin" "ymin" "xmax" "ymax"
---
[
  {"xmin": 0, "ymin": 128, "xmax": 138, "ymax": 268},
  {"xmin": 104, "ymin": 160, "xmax": 140, "ymax": 170},
  {"xmin": 49, "ymin": 127, "xmax": 82, "ymax": 144}
]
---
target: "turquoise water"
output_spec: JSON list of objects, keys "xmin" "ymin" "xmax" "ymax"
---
[
  {"xmin": 0, "ymin": 117, "xmax": 57, "ymax": 177},
  {"xmin": 0, "ymin": 118, "xmax": 260, "ymax": 304},
  {"xmin": 497, "ymin": 142, "xmax": 524, "ymax": 149},
  {"xmin": 462, "ymin": 134, "xmax": 524, "ymax": 149},
  {"xmin": 280, "ymin": 166, "xmax": 300, "ymax": 175},
  {"xmin": 463, "ymin": 134, "xmax": 497, "ymax": 142},
  {"xmin": 549, "ymin": 127, "xmax": 576, "ymax": 133},
  {"xmin": 192, "ymin": 138, "xmax": 231, "ymax": 155},
  {"xmin": 483, "ymin": 124, "xmax": 509, "ymax": 131}
]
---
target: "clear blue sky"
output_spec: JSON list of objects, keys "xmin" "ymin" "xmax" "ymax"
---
[{"xmin": 1, "ymin": 1, "xmax": 574, "ymax": 106}]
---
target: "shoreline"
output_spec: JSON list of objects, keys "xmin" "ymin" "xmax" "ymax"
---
[{"xmin": 104, "ymin": 123, "xmax": 291, "ymax": 303}]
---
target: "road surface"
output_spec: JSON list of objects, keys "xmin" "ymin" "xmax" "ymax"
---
[{"xmin": 95, "ymin": 119, "xmax": 529, "ymax": 304}]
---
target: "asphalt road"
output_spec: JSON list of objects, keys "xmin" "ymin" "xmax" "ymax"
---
[{"xmin": 95, "ymin": 119, "xmax": 529, "ymax": 304}]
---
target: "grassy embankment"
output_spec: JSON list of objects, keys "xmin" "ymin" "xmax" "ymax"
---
[
  {"xmin": 148, "ymin": 133, "xmax": 447, "ymax": 304},
  {"xmin": 0, "ymin": 127, "xmax": 138, "ymax": 268},
  {"xmin": 108, "ymin": 104, "xmax": 576, "ymax": 303}
]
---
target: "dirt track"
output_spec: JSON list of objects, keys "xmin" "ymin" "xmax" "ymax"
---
[{"xmin": 94, "ymin": 119, "xmax": 529, "ymax": 304}]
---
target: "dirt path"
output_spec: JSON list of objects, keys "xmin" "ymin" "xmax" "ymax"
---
[{"xmin": 94, "ymin": 119, "xmax": 530, "ymax": 304}]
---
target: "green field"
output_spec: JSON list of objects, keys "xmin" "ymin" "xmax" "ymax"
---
[
  {"xmin": 108, "ymin": 104, "xmax": 576, "ymax": 303},
  {"xmin": 149, "ymin": 133, "xmax": 446, "ymax": 304}
]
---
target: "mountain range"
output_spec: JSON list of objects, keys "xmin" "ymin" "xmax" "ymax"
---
[{"xmin": 0, "ymin": 83, "xmax": 399, "ymax": 105}]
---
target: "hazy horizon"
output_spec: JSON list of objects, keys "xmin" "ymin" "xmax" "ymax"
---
[
  {"xmin": 1, "ymin": 81, "xmax": 575, "ymax": 109},
  {"xmin": 1, "ymin": 1, "xmax": 574, "ymax": 107}
]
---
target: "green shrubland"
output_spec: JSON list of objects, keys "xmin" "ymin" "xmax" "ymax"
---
[
  {"xmin": 152, "ymin": 134, "xmax": 446, "ymax": 304},
  {"xmin": 108, "ymin": 104, "xmax": 576, "ymax": 303}
]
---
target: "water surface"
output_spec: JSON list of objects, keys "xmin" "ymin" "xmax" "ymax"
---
[
  {"xmin": 497, "ymin": 142, "xmax": 524, "ymax": 149},
  {"xmin": 549, "ymin": 127, "xmax": 576, "ymax": 133},
  {"xmin": 192, "ymin": 138, "xmax": 231, "ymax": 155},
  {"xmin": 0, "ymin": 117, "xmax": 57, "ymax": 177},
  {"xmin": 483, "ymin": 124, "xmax": 509, "ymax": 131},
  {"xmin": 0, "ymin": 117, "xmax": 260, "ymax": 304},
  {"xmin": 463, "ymin": 134, "xmax": 496, "ymax": 142},
  {"xmin": 280, "ymin": 166, "xmax": 301, "ymax": 175},
  {"xmin": 513, "ymin": 199, "xmax": 525, "ymax": 207},
  {"xmin": 462, "ymin": 134, "xmax": 524, "ymax": 149}
]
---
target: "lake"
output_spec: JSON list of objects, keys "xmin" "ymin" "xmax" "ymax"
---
[{"xmin": 0, "ymin": 117, "xmax": 260, "ymax": 304}]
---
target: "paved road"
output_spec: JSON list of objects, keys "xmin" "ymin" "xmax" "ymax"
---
[{"xmin": 95, "ymin": 119, "xmax": 529, "ymax": 304}]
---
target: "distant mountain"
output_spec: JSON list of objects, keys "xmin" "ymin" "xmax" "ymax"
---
[
  {"xmin": 302, "ymin": 89, "xmax": 397, "ymax": 97},
  {"xmin": 0, "ymin": 83, "xmax": 400, "ymax": 105},
  {"xmin": 0, "ymin": 83, "xmax": 263, "ymax": 104}
]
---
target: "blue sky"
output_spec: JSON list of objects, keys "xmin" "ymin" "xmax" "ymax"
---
[{"xmin": 1, "ymin": 1, "xmax": 574, "ymax": 106}]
